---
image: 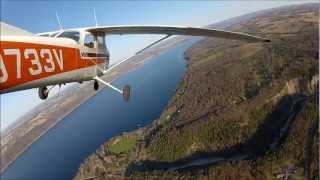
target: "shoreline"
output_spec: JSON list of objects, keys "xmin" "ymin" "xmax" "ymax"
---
[
  {"xmin": 1, "ymin": 83, "xmax": 99, "ymax": 174},
  {"xmin": 74, "ymin": 4, "xmax": 319, "ymax": 179},
  {"xmin": 0, "ymin": 58, "xmax": 141, "ymax": 174},
  {"xmin": 125, "ymin": 95, "xmax": 307, "ymax": 174},
  {"xmin": 0, "ymin": 39, "xmax": 184, "ymax": 174}
]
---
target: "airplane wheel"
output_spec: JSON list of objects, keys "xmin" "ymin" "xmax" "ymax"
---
[
  {"xmin": 122, "ymin": 85, "xmax": 130, "ymax": 102},
  {"xmin": 94, "ymin": 80, "xmax": 99, "ymax": 91},
  {"xmin": 38, "ymin": 87, "xmax": 49, "ymax": 100}
]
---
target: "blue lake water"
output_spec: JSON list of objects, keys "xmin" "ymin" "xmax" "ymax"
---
[{"xmin": 2, "ymin": 39, "xmax": 196, "ymax": 180}]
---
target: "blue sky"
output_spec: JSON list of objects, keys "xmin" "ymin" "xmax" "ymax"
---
[{"xmin": 0, "ymin": 0, "xmax": 315, "ymax": 132}]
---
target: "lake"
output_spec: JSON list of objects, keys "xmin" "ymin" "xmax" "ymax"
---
[{"xmin": 2, "ymin": 39, "xmax": 196, "ymax": 180}]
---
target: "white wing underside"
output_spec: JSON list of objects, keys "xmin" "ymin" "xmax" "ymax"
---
[
  {"xmin": 87, "ymin": 25, "xmax": 270, "ymax": 74},
  {"xmin": 85, "ymin": 25, "xmax": 270, "ymax": 42}
]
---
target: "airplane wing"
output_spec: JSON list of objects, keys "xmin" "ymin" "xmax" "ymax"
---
[
  {"xmin": 0, "ymin": 22, "xmax": 34, "ymax": 36},
  {"xmin": 87, "ymin": 25, "xmax": 270, "ymax": 76},
  {"xmin": 85, "ymin": 25, "xmax": 270, "ymax": 42}
]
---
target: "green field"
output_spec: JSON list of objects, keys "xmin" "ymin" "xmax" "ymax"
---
[{"xmin": 108, "ymin": 135, "xmax": 137, "ymax": 155}]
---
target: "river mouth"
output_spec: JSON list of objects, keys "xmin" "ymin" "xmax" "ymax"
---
[{"xmin": 126, "ymin": 95, "xmax": 307, "ymax": 174}]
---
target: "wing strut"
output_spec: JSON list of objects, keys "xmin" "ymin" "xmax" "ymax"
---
[
  {"xmin": 94, "ymin": 76, "xmax": 122, "ymax": 93},
  {"xmin": 103, "ymin": 34, "xmax": 171, "ymax": 74},
  {"xmin": 88, "ymin": 34, "xmax": 171, "ymax": 75},
  {"xmin": 94, "ymin": 76, "xmax": 131, "ymax": 101},
  {"xmin": 90, "ymin": 34, "xmax": 171, "ymax": 102},
  {"xmin": 136, "ymin": 34, "xmax": 171, "ymax": 54}
]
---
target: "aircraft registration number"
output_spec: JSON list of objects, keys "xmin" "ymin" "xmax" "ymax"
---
[{"xmin": 0, "ymin": 48, "xmax": 64, "ymax": 83}]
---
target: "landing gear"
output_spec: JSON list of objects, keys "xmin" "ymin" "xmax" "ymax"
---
[
  {"xmin": 38, "ymin": 87, "xmax": 49, "ymax": 100},
  {"xmin": 122, "ymin": 85, "xmax": 131, "ymax": 102},
  {"xmin": 94, "ymin": 76, "xmax": 131, "ymax": 102},
  {"xmin": 94, "ymin": 79, "xmax": 99, "ymax": 91}
]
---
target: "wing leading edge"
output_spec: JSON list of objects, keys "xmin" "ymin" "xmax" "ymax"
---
[{"xmin": 85, "ymin": 25, "xmax": 270, "ymax": 42}]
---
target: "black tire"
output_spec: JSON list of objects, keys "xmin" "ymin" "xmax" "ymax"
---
[
  {"xmin": 94, "ymin": 80, "xmax": 99, "ymax": 91},
  {"xmin": 38, "ymin": 87, "xmax": 49, "ymax": 100},
  {"xmin": 123, "ymin": 85, "xmax": 131, "ymax": 102}
]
